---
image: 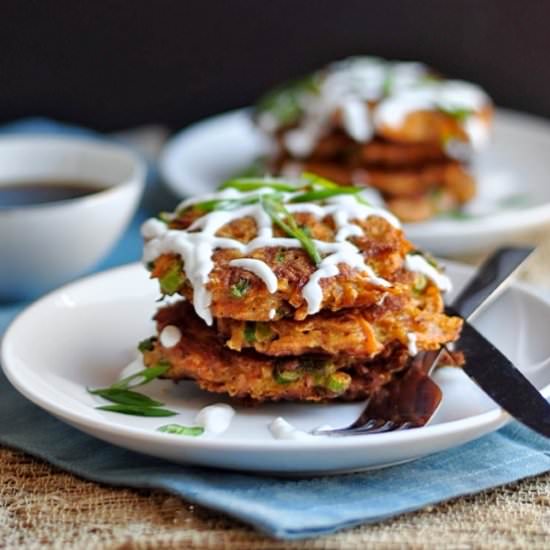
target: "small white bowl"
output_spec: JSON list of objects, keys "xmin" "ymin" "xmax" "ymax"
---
[{"xmin": 0, "ymin": 135, "xmax": 146, "ymax": 300}]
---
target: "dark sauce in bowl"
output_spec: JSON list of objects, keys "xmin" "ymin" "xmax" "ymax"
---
[{"xmin": 0, "ymin": 181, "xmax": 105, "ymax": 208}]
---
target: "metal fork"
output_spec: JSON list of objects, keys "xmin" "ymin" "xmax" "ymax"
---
[{"xmin": 313, "ymin": 247, "xmax": 534, "ymax": 436}]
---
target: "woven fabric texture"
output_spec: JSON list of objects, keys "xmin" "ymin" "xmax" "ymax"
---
[{"xmin": 2, "ymin": 445, "xmax": 550, "ymax": 549}]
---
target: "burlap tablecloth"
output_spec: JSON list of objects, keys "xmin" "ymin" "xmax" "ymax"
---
[{"xmin": 2, "ymin": 232, "xmax": 550, "ymax": 549}]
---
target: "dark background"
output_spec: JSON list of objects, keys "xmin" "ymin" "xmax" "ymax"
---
[{"xmin": 2, "ymin": 0, "xmax": 549, "ymax": 131}]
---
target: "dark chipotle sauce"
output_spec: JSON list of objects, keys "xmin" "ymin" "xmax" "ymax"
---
[{"xmin": 0, "ymin": 180, "xmax": 104, "ymax": 208}]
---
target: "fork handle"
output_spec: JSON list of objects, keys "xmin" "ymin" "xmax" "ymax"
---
[{"xmin": 447, "ymin": 246, "xmax": 534, "ymax": 320}]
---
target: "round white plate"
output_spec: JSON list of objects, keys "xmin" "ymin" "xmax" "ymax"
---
[
  {"xmin": 2, "ymin": 262, "xmax": 550, "ymax": 475},
  {"xmin": 160, "ymin": 108, "xmax": 550, "ymax": 256}
]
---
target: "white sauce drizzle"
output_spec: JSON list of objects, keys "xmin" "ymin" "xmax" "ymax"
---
[
  {"xmin": 374, "ymin": 80, "xmax": 490, "ymax": 152},
  {"xmin": 269, "ymin": 308, "xmax": 276, "ymax": 320},
  {"xmin": 263, "ymin": 57, "xmax": 491, "ymax": 155},
  {"xmin": 340, "ymin": 98, "xmax": 372, "ymax": 142},
  {"xmin": 405, "ymin": 254, "xmax": 452, "ymax": 293},
  {"xmin": 269, "ymin": 417, "xmax": 317, "ymax": 440},
  {"xmin": 141, "ymin": 218, "xmax": 168, "ymax": 240},
  {"xmin": 229, "ymin": 259, "xmax": 278, "ymax": 293},
  {"xmin": 159, "ymin": 325, "xmax": 182, "ymax": 348},
  {"xmin": 142, "ymin": 188, "xmax": 399, "ymax": 324},
  {"xmin": 407, "ymin": 332, "xmax": 418, "ymax": 356},
  {"xmin": 195, "ymin": 403, "xmax": 235, "ymax": 435},
  {"xmin": 335, "ymin": 223, "xmax": 363, "ymax": 242},
  {"xmin": 302, "ymin": 240, "xmax": 391, "ymax": 315}
]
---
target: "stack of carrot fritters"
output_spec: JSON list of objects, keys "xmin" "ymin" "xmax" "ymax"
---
[
  {"xmin": 255, "ymin": 57, "xmax": 493, "ymax": 222},
  {"xmin": 139, "ymin": 176, "xmax": 462, "ymax": 402}
]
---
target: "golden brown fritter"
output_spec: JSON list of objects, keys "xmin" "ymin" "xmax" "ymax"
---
[
  {"xmin": 217, "ymin": 283, "xmax": 462, "ymax": 358},
  {"xmin": 275, "ymin": 107, "xmax": 492, "ymax": 160},
  {"xmin": 357, "ymin": 139, "xmax": 450, "ymax": 167},
  {"xmin": 278, "ymin": 132, "xmax": 451, "ymax": 167},
  {"xmin": 281, "ymin": 160, "xmax": 475, "ymax": 222},
  {"xmin": 142, "ymin": 301, "xmax": 456, "ymax": 402},
  {"xmin": 375, "ymin": 105, "xmax": 493, "ymax": 145},
  {"xmin": 292, "ymin": 160, "xmax": 474, "ymax": 199},
  {"xmin": 150, "ymin": 213, "xmax": 415, "ymax": 322},
  {"xmin": 256, "ymin": 58, "xmax": 492, "ymax": 223}
]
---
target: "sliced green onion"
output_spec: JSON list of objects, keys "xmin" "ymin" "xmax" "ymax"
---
[
  {"xmin": 219, "ymin": 177, "xmax": 298, "ymax": 192},
  {"xmin": 301, "ymin": 172, "xmax": 340, "ymax": 189},
  {"xmin": 290, "ymin": 187, "xmax": 361, "ymax": 203},
  {"xmin": 439, "ymin": 106, "xmax": 474, "ymax": 122},
  {"xmin": 230, "ymin": 278, "xmax": 251, "ymax": 298},
  {"xmin": 158, "ymin": 261, "xmax": 185, "ymax": 295},
  {"xmin": 412, "ymin": 273, "xmax": 428, "ymax": 294},
  {"xmin": 325, "ymin": 372, "xmax": 351, "ymax": 394},
  {"xmin": 138, "ymin": 336, "xmax": 157, "ymax": 353},
  {"xmin": 97, "ymin": 404, "xmax": 177, "ymax": 417},
  {"xmin": 188, "ymin": 194, "xmax": 263, "ymax": 213},
  {"xmin": 88, "ymin": 388, "xmax": 164, "ymax": 408},
  {"xmin": 382, "ymin": 72, "xmax": 393, "ymax": 97},
  {"xmin": 110, "ymin": 362, "xmax": 171, "ymax": 391},
  {"xmin": 261, "ymin": 195, "xmax": 321, "ymax": 265},
  {"xmin": 274, "ymin": 367, "xmax": 302, "ymax": 384},
  {"xmin": 157, "ymin": 424, "xmax": 204, "ymax": 436},
  {"xmin": 89, "ymin": 362, "xmax": 175, "ymax": 417}
]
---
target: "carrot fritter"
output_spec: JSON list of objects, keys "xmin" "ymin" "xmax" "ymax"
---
[
  {"xmin": 357, "ymin": 139, "xmax": 450, "ymax": 167},
  {"xmin": 217, "ymin": 283, "xmax": 462, "ymax": 358},
  {"xmin": 141, "ymin": 301, "xmax": 454, "ymax": 402},
  {"xmin": 375, "ymin": 105, "xmax": 493, "ymax": 146},
  {"xmin": 281, "ymin": 160, "xmax": 475, "ymax": 222},
  {"xmin": 274, "ymin": 103, "xmax": 492, "ymax": 156},
  {"xmin": 291, "ymin": 160, "xmax": 475, "ymax": 199},
  {"xmin": 149, "ymin": 213, "xmax": 415, "ymax": 321}
]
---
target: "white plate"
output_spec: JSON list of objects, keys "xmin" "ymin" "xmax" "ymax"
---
[
  {"xmin": 2, "ymin": 262, "xmax": 550, "ymax": 475},
  {"xmin": 160, "ymin": 108, "xmax": 550, "ymax": 256}
]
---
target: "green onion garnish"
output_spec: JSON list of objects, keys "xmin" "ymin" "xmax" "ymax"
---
[
  {"xmin": 96, "ymin": 404, "xmax": 177, "ymax": 417},
  {"xmin": 88, "ymin": 388, "xmax": 164, "ymax": 407},
  {"xmin": 290, "ymin": 187, "xmax": 361, "ymax": 203},
  {"xmin": 219, "ymin": 177, "xmax": 298, "ymax": 192},
  {"xmin": 230, "ymin": 278, "xmax": 251, "ymax": 298},
  {"xmin": 188, "ymin": 195, "xmax": 262, "ymax": 214},
  {"xmin": 138, "ymin": 336, "xmax": 157, "ymax": 353},
  {"xmin": 439, "ymin": 106, "xmax": 474, "ymax": 122},
  {"xmin": 158, "ymin": 261, "xmax": 185, "ymax": 296},
  {"xmin": 110, "ymin": 362, "xmax": 171, "ymax": 390},
  {"xmin": 382, "ymin": 72, "xmax": 393, "ymax": 97},
  {"xmin": 261, "ymin": 194, "xmax": 321, "ymax": 265},
  {"xmin": 301, "ymin": 172, "xmax": 340, "ymax": 189},
  {"xmin": 89, "ymin": 362, "xmax": 177, "ymax": 417},
  {"xmin": 157, "ymin": 424, "xmax": 205, "ymax": 436}
]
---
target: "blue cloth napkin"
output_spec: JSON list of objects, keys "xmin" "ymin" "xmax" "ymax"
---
[{"xmin": 1, "ymin": 120, "xmax": 550, "ymax": 540}]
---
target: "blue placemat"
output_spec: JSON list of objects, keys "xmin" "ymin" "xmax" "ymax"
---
[{"xmin": 1, "ymin": 120, "xmax": 550, "ymax": 540}]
